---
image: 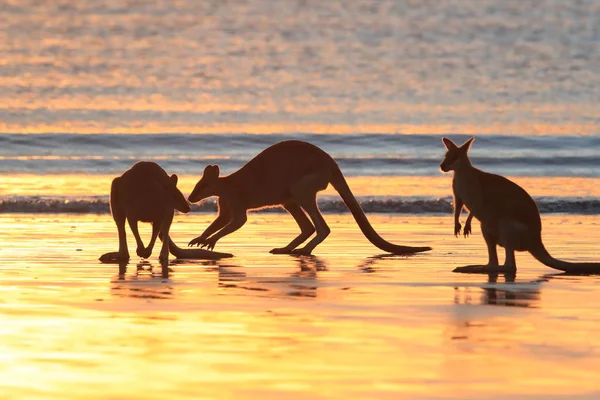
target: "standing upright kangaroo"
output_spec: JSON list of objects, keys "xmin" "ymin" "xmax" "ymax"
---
[
  {"xmin": 186, "ymin": 140, "xmax": 432, "ymax": 255},
  {"xmin": 441, "ymin": 137, "xmax": 600, "ymax": 274},
  {"xmin": 100, "ymin": 161, "xmax": 231, "ymax": 265}
]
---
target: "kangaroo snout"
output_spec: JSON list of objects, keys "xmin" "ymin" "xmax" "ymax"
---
[
  {"xmin": 178, "ymin": 201, "xmax": 192, "ymax": 214},
  {"xmin": 188, "ymin": 193, "xmax": 200, "ymax": 204}
]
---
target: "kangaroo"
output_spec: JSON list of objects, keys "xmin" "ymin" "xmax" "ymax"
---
[
  {"xmin": 100, "ymin": 161, "xmax": 231, "ymax": 265},
  {"xmin": 186, "ymin": 140, "xmax": 432, "ymax": 255},
  {"xmin": 441, "ymin": 137, "xmax": 600, "ymax": 274}
]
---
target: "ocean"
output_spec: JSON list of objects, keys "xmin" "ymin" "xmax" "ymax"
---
[
  {"xmin": 2, "ymin": 0, "xmax": 600, "ymax": 214},
  {"xmin": 3, "ymin": 133, "xmax": 600, "ymax": 214}
]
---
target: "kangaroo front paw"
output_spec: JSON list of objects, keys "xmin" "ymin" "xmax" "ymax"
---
[
  {"xmin": 200, "ymin": 237, "xmax": 218, "ymax": 251},
  {"xmin": 188, "ymin": 235, "xmax": 206, "ymax": 247},
  {"xmin": 454, "ymin": 222, "xmax": 462, "ymax": 237},
  {"xmin": 463, "ymin": 223, "xmax": 472, "ymax": 238},
  {"xmin": 136, "ymin": 246, "xmax": 153, "ymax": 259}
]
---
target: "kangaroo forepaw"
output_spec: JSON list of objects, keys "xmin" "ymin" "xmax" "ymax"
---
[
  {"xmin": 188, "ymin": 236, "xmax": 206, "ymax": 247},
  {"xmin": 136, "ymin": 247, "xmax": 152, "ymax": 259},
  {"xmin": 454, "ymin": 222, "xmax": 462, "ymax": 237},
  {"xmin": 463, "ymin": 224, "xmax": 472, "ymax": 238},
  {"xmin": 199, "ymin": 237, "xmax": 218, "ymax": 251}
]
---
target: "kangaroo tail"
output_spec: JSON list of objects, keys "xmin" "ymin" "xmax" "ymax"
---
[
  {"xmin": 329, "ymin": 166, "xmax": 431, "ymax": 255},
  {"xmin": 530, "ymin": 241, "xmax": 600, "ymax": 274},
  {"xmin": 167, "ymin": 237, "xmax": 233, "ymax": 260}
]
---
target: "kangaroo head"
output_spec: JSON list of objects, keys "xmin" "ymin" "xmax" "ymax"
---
[
  {"xmin": 189, "ymin": 164, "xmax": 220, "ymax": 203},
  {"xmin": 440, "ymin": 137, "xmax": 474, "ymax": 172},
  {"xmin": 167, "ymin": 174, "xmax": 191, "ymax": 213}
]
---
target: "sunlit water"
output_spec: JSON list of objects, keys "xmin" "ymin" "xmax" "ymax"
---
[
  {"xmin": 3, "ymin": 0, "xmax": 600, "ymax": 214},
  {"xmin": 1, "ymin": 213, "xmax": 600, "ymax": 399},
  {"xmin": 4, "ymin": 134, "xmax": 600, "ymax": 215},
  {"xmin": 2, "ymin": 0, "xmax": 599, "ymax": 134}
]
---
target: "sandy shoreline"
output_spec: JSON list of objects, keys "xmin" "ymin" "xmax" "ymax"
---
[{"xmin": 1, "ymin": 213, "xmax": 600, "ymax": 399}]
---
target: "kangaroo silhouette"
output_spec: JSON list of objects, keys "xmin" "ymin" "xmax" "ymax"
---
[
  {"xmin": 186, "ymin": 140, "xmax": 432, "ymax": 255},
  {"xmin": 441, "ymin": 137, "xmax": 600, "ymax": 274},
  {"xmin": 100, "ymin": 161, "xmax": 231, "ymax": 265}
]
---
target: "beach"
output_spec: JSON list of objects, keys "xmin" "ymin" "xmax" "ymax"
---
[
  {"xmin": 3, "ymin": 0, "xmax": 600, "ymax": 398},
  {"xmin": 1, "ymin": 212, "xmax": 600, "ymax": 399}
]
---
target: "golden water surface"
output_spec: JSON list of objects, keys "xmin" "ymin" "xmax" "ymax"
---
[
  {"xmin": 1, "ymin": 213, "xmax": 599, "ymax": 399},
  {"xmin": 4, "ymin": 175, "xmax": 600, "ymax": 199}
]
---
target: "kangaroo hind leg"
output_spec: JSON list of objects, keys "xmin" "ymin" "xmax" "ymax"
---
[
  {"xmin": 496, "ymin": 218, "xmax": 526, "ymax": 272},
  {"xmin": 157, "ymin": 209, "xmax": 174, "ymax": 266},
  {"xmin": 100, "ymin": 177, "xmax": 130, "ymax": 263},
  {"xmin": 270, "ymin": 201, "xmax": 316, "ymax": 254},
  {"xmin": 289, "ymin": 180, "xmax": 330, "ymax": 255},
  {"xmin": 453, "ymin": 221, "xmax": 503, "ymax": 274},
  {"xmin": 128, "ymin": 218, "xmax": 151, "ymax": 259},
  {"xmin": 141, "ymin": 219, "xmax": 161, "ymax": 261}
]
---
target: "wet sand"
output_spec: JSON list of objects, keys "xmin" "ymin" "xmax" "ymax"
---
[{"xmin": 1, "ymin": 213, "xmax": 600, "ymax": 399}]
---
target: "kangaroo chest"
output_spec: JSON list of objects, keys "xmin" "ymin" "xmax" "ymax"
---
[{"xmin": 452, "ymin": 173, "xmax": 484, "ymax": 218}]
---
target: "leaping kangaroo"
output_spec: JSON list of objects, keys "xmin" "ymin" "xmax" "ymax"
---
[
  {"xmin": 185, "ymin": 140, "xmax": 432, "ymax": 255},
  {"xmin": 441, "ymin": 137, "xmax": 600, "ymax": 274},
  {"xmin": 100, "ymin": 161, "xmax": 231, "ymax": 265}
]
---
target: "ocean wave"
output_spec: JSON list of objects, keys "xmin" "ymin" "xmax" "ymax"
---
[
  {"xmin": 3, "ymin": 133, "xmax": 600, "ymax": 177},
  {"xmin": 3, "ymin": 154, "xmax": 600, "ymax": 178},
  {"xmin": 3, "ymin": 196, "xmax": 600, "ymax": 215}
]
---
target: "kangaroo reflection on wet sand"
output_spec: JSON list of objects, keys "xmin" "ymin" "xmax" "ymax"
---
[
  {"xmin": 111, "ymin": 260, "xmax": 174, "ymax": 299},
  {"xmin": 355, "ymin": 253, "xmax": 413, "ymax": 273},
  {"xmin": 108, "ymin": 256, "xmax": 329, "ymax": 300},
  {"xmin": 218, "ymin": 256, "xmax": 327, "ymax": 298},
  {"xmin": 454, "ymin": 273, "xmax": 545, "ymax": 308}
]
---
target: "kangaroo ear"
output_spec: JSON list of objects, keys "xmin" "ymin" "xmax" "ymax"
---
[
  {"xmin": 202, "ymin": 164, "xmax": 220, "ymax": 180},
  {"xmin": 169, "ymin": 174, "xmax": 178, "ymax": 186},
  {"xmin": 442, "ymin": 137, "xmax": 457, "ymax": 150},
  {"xmin": 461, "ymin": 137, "xmax": 475, "ymax": 151}
]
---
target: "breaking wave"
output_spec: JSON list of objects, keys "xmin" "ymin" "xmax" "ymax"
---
[{"xmin": 3, "ymin": 196, "xmax": 600, "ymax": 215}]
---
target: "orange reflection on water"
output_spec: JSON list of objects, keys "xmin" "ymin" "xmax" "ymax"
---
[
  {"xmin": 3, "ymin": 174, "xmax": 600, "ymax": 200},
  {"xmin": 1, "ymin": 213, "xmax": 600, "ymax": 398},
  {"xmin": 3, "ymin": 121, "xmax": 600, "ymax": 135}
]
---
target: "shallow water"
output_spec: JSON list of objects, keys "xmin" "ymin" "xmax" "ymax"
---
[{"xmin": 2, "ymin": 213, "xmax": 600, "ymax": 399}]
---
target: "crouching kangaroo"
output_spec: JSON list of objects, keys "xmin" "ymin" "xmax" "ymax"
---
[
  {"xmin": 100, "ymin": 161, "xmax": 231, "ymax": 265},
  {"xmin": 441, "ymin": 137, "xmax": 600, "ymax": 274},
  {"xmin": 187, "ymin": 140, "xmax": 432, "ymax": 255}
]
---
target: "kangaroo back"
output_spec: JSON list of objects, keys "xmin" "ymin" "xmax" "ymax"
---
[{"xmin": 329, "ymin": 165, "xmax": 431, "ymax": 255}]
